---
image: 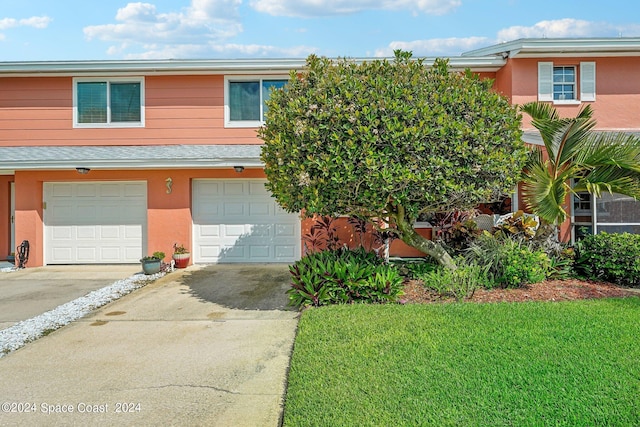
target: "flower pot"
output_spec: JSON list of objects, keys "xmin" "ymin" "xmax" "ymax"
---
[
  {"xmin": 141, "ymin": 258, "xmax": 161, "ymax": 275},
  {"xmin": 172, "ymin": 253, "xmax": 190, "ymax": 269}
]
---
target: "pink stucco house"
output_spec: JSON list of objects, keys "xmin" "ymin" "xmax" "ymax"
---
[{"xmin": 1, "ymin": 38, "xmax": 639, "ymax": 266}]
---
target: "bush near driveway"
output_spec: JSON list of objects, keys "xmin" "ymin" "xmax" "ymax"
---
[{"xmin": 288, "ymin": 248, "xmax": 404, "ymax": 307}]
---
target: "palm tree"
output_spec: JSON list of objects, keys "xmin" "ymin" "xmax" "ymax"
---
[{"xmin": 520, "ymin": 102, "xmax": 640, "ymax": 240}]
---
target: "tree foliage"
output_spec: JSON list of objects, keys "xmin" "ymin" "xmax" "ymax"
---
[
  {"xmin": 521, "ymin": 102, "xmax": 640, "ymax": 234},
  {"xmin": 259, "ymin": 51, "xmax": 526, "ymax": 268}
]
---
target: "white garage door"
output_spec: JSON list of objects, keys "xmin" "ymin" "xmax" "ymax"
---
[
  {"xmin": 193, "ymin": 179, "xmax": 300, "ymax": 263},
  {"xmin": 44, "ymin": 182, "xmax": 147, "ymax": 264}
]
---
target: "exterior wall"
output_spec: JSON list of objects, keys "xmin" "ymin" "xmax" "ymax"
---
[
  {"xmin": 510, "ymin": 57, "xmax": 640, "ymax": 129},
  {"xmin": 0, "ymin": 75, "xmax": 262, "ymax": 147},
  {"xmin": 0, "ymin": 176, "xmax": 13, "ymax": 260},
  {"xmin": 495, "ymin": 59, "xmax": 514, "ymax": 101},
  {"xmin": 13, "ymin": 167, "xmax": 267, "ymax": 267}
]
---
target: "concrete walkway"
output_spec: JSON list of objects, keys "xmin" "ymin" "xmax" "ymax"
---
[
  {"xmin": 0, "ymin": 264, "xmax": 299, "ymax": 426},
  {"xmin": 0, "ymin": 264, "xmax": 142, "ymax": 331}
]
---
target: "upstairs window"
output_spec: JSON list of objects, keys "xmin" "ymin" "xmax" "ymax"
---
[
  {"xmin": 225, "ymin": 77, "xmax": 287, "ymax": 127},
  {"xmin": 553, "ymin": 66, "xmax": 575, "ymax": 101},
  {"xmin": 538, "ymin": 62, "xmax": 595, "ymax": 104},
  {"xmin": 73, "ymin": 78, "xmax": 144, "ymax": 128}
]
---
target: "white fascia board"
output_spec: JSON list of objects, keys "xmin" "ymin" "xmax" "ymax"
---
[
  {"xmin": 463, "ymin": 38, "xmax": 640, "ymax": 58},
  {"xmin": 0, "ymin": 59, "xmax": 307, "ymax": 77},
  {"xmin": 0, "ymin": 55, "xmax": 506, "ymax": 77}
]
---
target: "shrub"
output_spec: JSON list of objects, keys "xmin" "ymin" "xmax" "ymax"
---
[
  {"xmin": 575, "ymin": 232, "xmax": 640, "ymax": 287},
  {"xmin": 547, "ymin": 247, "xmax": 576, "ymax": 280},
  {"xmin": 288, "ymin": 248, "xmax": 404, "ymax": 307},
  {"xmin": 396, "ymin": 259, "xmax": 439, "ymax": 280},
  {"xmin": 418, "ymin": 262, "xmax": 489, "ymax": 301},
  {"xmin": 466, "ymin": 234, "xmax": 550, "ymax": 288}
]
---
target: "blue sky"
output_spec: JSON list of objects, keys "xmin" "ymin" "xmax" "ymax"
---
[{"xmin": 2, "ymin": 0, "xmax": 639, "ymax": 61}]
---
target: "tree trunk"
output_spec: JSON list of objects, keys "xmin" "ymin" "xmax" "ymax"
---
[{"xmin": 391, "ymin": 206, "xmax": 457, "ymax": 270}]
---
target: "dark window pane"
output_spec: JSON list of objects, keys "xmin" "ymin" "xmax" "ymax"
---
[
  {"xmin": 230, "ymin": 81, "xmax": 260, "ymax": 121},
  {"xmin": 77, "ymin": 82, "xmax": 107, "ymax": 123},
  {"xmin": 110, "ymin": 83, "xmax": 141, "ymax": 122}
]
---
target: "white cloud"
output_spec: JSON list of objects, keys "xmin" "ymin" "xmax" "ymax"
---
[
  {"xmin": 374, "ymin": 36, "xmax": 489, "ymax": 57},
  {"xmin": 0, "ymin": 16, "xmax": 51, "ymax": 30},
  {"xmin": 373, "ymin": 19, "xmax": 640, "ymax": 59},
  {"xmin": 208, "ymin": 43, "xmax": 317, "ymax": 57},
  {"xmin": 497, "ymin": 18, "xmax": 640, "ymax": 41},
  {"xmin": 250, "ymin": 0, "xmax": 461, "ymax": 17},
  {"xmin": 84, "ymin": 0, "xmax": 244, "ymax": 57}
]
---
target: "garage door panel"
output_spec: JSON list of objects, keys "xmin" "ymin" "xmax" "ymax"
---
[
  {"xmin": 51, "ymin": 247, "xmax": 73, "ymax": 262},
  {"xmin": 52, "ymin": 226, "xmax": 73, "ymax": 239},
  {"xmin": 275, "ymin": 245, "xmax": 296, "ymax": 259},
  {"xmin": 223, "ymin": 181, "xmax": 245, "ymax": 195},
  {"xmin": 193, "ymin": 179, "xmax": 300, "ymax": 263},
  {"xmin": 77, "ymin": 185, "xmax": 97, "ymax": 197},
  {"xmin": 45, "ymin": 182, "xmax": 146, "ymax": 264},
  {"xmin": 275, "ymin": 224, "xmax": 296, "ymax": 237},
  {"xmin": 249, "ymin": 202, "xmax": 271, "ymax": 216},
  {"xmin": 77, "ymin": 247, "xmax": 97, "ymax": 262},
  {"xmin": 77, "ymin": 226, "xmax": 96, "ymax": 239},
  {"xmin": 124, "ymin": 225, "xmax": 143, "ymax": 239},
  {"xmin": 50, "ymin": 183, "xmax": 73, "ymax": 197},
  {"xmin": 250, "ymin": 246, "xmax": 270, "ymax": 258},
  {"xmin": 198, "ymin": 225, "xmax": 220, "ymax": 237}
]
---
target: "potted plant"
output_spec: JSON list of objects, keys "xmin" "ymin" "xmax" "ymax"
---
[
  {"xmin": 140, "ymin": 251, "xmax": 164, "ymax": 275},
  {"xmin": 172, "ymin": 243, "xmax": 190, "ymax": 268}
]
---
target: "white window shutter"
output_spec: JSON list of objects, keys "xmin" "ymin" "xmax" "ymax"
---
[
  {"xmin": 580, "ymin": 62, "xmax": 596, "ymax": 102},
  {"xmin": 538, "ymin": 62, "xmax": 553, "ymax": 102}
]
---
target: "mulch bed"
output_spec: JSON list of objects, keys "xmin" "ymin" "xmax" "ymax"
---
[{"xmin": 402, "ymin": 278, "xmax": 640, "ymax": 304}]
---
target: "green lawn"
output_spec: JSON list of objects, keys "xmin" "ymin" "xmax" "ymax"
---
[{"xmin": 283, "ymin": 298, "xmax": 640, "ymax": 426}]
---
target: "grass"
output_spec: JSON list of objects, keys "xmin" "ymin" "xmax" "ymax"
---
[{"xmin": 283, "ymin": 298, "xmax": 640, "ymax": 426}]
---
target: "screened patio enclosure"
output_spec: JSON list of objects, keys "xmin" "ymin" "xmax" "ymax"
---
[{"xmin": 572, "ymin": 192, "xmax": 640, "ymax": 241}]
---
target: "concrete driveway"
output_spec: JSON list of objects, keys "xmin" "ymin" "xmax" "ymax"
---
[
  {"xmin": 0, "ymin": 264, "xmax": 142, "ymax": 331},
  {"xmin": 0, "ymin": 264, "xmax": 298, "ymax": 426}
]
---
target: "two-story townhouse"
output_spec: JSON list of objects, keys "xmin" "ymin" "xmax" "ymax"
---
[
  {"xmin": 2, "ymin": 38, "xmax": 639, "ymax": 267},
  {"xmin": 0, "ymin": 55, "xmax": 502, "ymax": 266}
]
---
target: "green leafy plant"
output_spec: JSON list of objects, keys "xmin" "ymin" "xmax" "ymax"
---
[
  {"xmin": 141, "ymin": 251, "xmax": 165, "ymax": 262},
  {"xmin": 173, "ymin": 243, "xmax": 189, "ymax": 254},
  {"xmin": 465, "ymin": 234, "xmax": 549, "ymax": 288},
  {"xmin": 396, "ymin": 259, "xmax": 439, "ymax": 279},
  {"xmin": 575, "ymin": 232, "xmax": 640, "ymax": 287},
  {"xmin": 418, "ymin": 262, "xmax": 489, "ymax": 301},
  {"xmin": 431, "ymin": 210, "xmax": 481, "ymax": 255},
  {"xmin": 547, "ymin": 247, "xmax": 576, "ymax": 280},
  {"xmin": 287, "ymin": 248, "xmax": 403, "ymax": 307},
  {"xmin": 493, "ymin": 210, "xmax": 538, "ymax": 240}
]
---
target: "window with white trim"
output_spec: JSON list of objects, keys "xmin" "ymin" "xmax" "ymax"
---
[
  {"xmin": 538, "ymin": 61, "xmax": 595, "ymax": 104},
  {"xmin": 224, "ymin": 76, "xmax": 287, "ymax": 127},
  {"xmin": 73, "ymin": 77, "xmax": 144, "ymax": 128}
]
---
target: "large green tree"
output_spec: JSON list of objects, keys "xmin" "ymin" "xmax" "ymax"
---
[
  {"xmin": 259, "ymin": 51, "xmax": 527, "ymax": 269},
  {"xmin": 521, "ymin": 102, "xmax": 640, "ymax": 239}
]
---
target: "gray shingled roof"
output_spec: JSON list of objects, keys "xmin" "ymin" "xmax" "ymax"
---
[{"xmin": 0, "ymin": 145, "xmax": 263, "ymax": 170}]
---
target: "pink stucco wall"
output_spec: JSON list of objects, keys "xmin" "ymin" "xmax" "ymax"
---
[
  {"xmin": 509, "ymin": 57, "xmax": 640, "ymax": 129},
  {"xmin": 0, "ymin": 176, "xmax": 13, "ymax": 260}
]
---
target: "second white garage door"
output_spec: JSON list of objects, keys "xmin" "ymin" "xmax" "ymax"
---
[
  {"xmin": 192, "ymin": 179, "xmax": 300, "ymax": 263},
  {"xmin": 44, "ymin": 182, "xmax": 147, "ymax": 264}
]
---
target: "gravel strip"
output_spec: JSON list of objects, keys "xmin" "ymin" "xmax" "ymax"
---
[{"xmin": 0, "ymin": 271, "xmax": 165, "ymax": 358}]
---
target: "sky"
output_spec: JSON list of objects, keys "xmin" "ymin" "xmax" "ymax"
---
[{"xmin": 1, "ymin": 0, "xmax": 640, "ymax": 61}]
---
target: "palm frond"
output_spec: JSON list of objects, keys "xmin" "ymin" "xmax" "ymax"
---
[{"xmin": 522, "ymin": 157, "xmax": 569, "ymax": 224}]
